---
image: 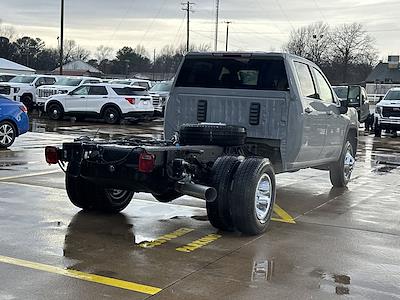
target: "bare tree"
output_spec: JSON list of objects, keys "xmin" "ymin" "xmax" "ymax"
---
[
  {"xmin": 95, "ymin": 45, "xmax": 114, "ymax": 62},
  {"xmin": 134, "ymin": 44, "xmax": 149, "ymax": 58},
  {"xmin": 284, "ymin": 22, "xmax": 331, "ymax": 65},
  {"xmin": 330, "ymin": 23, "xmax": 377, "ymax": 82},
  {"xmin": 0, "ymin": 20, "xmax": 16, "ymax": 40},
  {"xmin": 63, "ymin": 40, "xmax": 90, "ymax": 63},
  {"xmin": 73, "ymin": 46, "xmax": 90, "ymax": 61}
]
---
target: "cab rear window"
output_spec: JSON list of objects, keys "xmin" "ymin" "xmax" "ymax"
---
[
  {"xmin": 112, "ymin": 87, "xmax": 149, "ymax": 96},
  {"xmin": 175, "ymin": 57, "xmax": 288, "ymax": 91}
]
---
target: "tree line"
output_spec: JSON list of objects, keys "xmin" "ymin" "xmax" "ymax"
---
[{"xmin": 1, "ymin": 19, "xmax": 378, "ymax": 83}]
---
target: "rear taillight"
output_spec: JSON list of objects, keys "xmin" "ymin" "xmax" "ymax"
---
[
  {"xmin": 45, "ymin": 146, "xmax": 59, "ymax": 164},
  {"xmin": 19, "ymin": 105, "xmax": 27, "ymax": 113},
  {"xmin": 125, "ymin": 97, "xmax": 136, "ymax": 104},
  {"xmin": 138, "ymin": 152, "xmax": 155, "ymax": 173}
]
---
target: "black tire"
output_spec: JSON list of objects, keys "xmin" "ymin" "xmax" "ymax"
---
[
  {"xmin": 374, "ymin": 125, "xmax": 382, "ymax": 137},
  {"xmin": 231, "ymin": 158, "xmax": 276, "ymax": 235},
  {"xmin": 179, "ymin": 124, "xmax": 246, "ymax": 146},
  {"xmin": 0, "ymin": 121, "xmax": 16, "ymax": 149},
  {"xmin": 207, "ymin": 156, "xmax": 241, "ymax": 231},
  {"xmin": 329, "ymin": 140, "xmax": 355, "ymax": 187},
  {"xmin": 47, "ymin": 103, "xmax": 64, "ymax": 120},
  {"xmin": 66, "ymin": 173, "xmax": 134, "ymax": 213},
  {"xmin": 152, "ymin": 190, "xmax": 182, "ymax": 203},
  {"xmin": 103, "ymin": 107, "xmax": 121, "ymax": 124},
  {"xmin": 21, "ymin": 95, "xmax": 34, "ymax": 112}
]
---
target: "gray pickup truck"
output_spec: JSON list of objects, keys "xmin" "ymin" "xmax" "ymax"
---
[{"xmin": 46, "ymin": 52, "xmax": 359, "ymax": 235}]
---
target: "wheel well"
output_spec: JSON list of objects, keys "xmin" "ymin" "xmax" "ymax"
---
[
  {"xmin": 101, "ymin": 104, "xmax": 122, "ymax": 117},
  {"xmin": 21, "ymin": 93, "xmax": 33, "ymax": 99},
  {"xmin": 347, "ymin": 127, "xmax": 358, "ymax": 154},
  {"xmin": 45, "ymin": 100, "xmax": 63, "ymax": 112}
]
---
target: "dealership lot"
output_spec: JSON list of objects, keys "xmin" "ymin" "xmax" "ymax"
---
[{"xmin": 0, "ymin": 118, "xmax": 399, "ymax": 299}]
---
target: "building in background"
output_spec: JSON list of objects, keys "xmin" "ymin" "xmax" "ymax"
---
[
  {"xmin": 52, "ymin": 60, "xmax": 103, "ymax": 77},
  {"xmin": 0, "ymin": 58, "xmax": 36, "ymax": 75}
]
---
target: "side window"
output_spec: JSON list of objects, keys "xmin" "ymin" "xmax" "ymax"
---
[
  {"xmin": 35, "ymin": 77, "xmax": 46, "ymax": 87},
  {"xmin": 45, "ymin": 77, "xmax": 56, "ymax": 85},
  {"xmin": 71, "ymin": 86, "xmax": 90, "ymax": 96},
  {"xmin": 313, "ymin": 69, "xmax": 334, "ymax": 103},
  {"xmin": 294, "ymin": 62, "xmax": 317, "ymax": 98},
  {"xmin": 89, "ymin": 86, "xmax": 108, "ymax": 95}
]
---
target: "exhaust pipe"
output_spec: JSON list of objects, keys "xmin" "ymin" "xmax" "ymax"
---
[{"xmin": 175, "ymin": 182, "xmax": 217, "ymax": 202}]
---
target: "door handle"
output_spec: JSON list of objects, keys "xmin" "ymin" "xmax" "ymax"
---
[
  {"xmin": 326, "ymin": 110, "xmax": 333, "ymax": 116},
  {"xmin": 80, "ymin": 96, "xmax": 86, "ymax": 99},
  {"xmin": 304, "ymin": 107, "xmax": 313, "ymax": 114},
  {"xmin": 102, "ymin": 96, "xmax": 108, "ymax": 98}
]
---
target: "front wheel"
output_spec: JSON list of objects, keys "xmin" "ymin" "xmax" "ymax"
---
[
  {"xmin": 329, "ymin": 141, "xmax": 355, "ymax": 187},
  {"xmin": 0, "ymin": 121, "xmax": 16, "ymax": 149},
  {"xmin": 231, "ymin": 158, "xmax": 276, "ymax": 235}
]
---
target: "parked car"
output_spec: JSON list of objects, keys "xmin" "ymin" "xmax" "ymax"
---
[
  {"xmin": 149, "ymin": 81, "xmax": 172, "ymax": 115},
  {"xmin": 0, "ymin": 75, "xmax": 57, "ymax": 111},
  {"xmin": 374, "ymin": 87, "xmax": 400, "ymax": 137},
  {"xmin": 45, "ymin": 52, "xmax": 359, "ymax": 236},
  {"xmin": 44, "ymin": 84, "xmax": 154, "ymax": 124},
  {"xmin": 0, "ymin": 73, "xmax": 17, "ymax": 82},
  {"xmin": 0, "ymin": 95, "xmax": 29, "ymax": 148},
  {"xmin": 110, "ymin": 79, "xmax": 152, "ymax": 90},
  {"xmin": 36, "ymin": 76, "xmax": 101, "ymax": 109},
  {"xmin": 332, "ymin": 85, "xmax": 370, "ymax": 123}
]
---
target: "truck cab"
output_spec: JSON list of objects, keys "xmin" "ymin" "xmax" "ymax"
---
[{"xmin": 165, "ymin": 52, "xmax": 358, "ymax": 173}]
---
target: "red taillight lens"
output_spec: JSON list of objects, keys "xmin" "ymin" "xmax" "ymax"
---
[
  {"xmin": 45, "ymin": 146, "xmax": 59, "ymax": 164},
  {"xmin": 19, "ymin": 105, "xmax": 27, "ymax": 113},
  {"xmin": 125, "ymin": 97, "xmax": 136, "ymax": 104},
  {"xmin": 138, "ymin": 152, "xmax": 155, "ymax": 173}
]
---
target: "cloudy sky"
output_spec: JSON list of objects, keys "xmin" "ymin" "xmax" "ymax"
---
[{"xmin": 2, "ymin": 0, "xmax": 400, "ymax": 59}]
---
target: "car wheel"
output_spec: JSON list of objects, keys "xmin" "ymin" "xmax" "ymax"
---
[
  {"xmin": 0, "ymin": 121, "xmax": 16, "ymax": 149},
  {"xmin": 329, "ymin": 140, "xmax": 355, "ymax": 187},
  {"xmin": 207, "ymin": 156, "xmax": 241, "ymax": 231},
  {"xmin": 103, "ymin": 107, "xmax": 120, "ymax": 124},
  {"xmin": 21, "ymin": 95, "xmax": 34, "ymax": 112},
  {"xmin": 231, "ymin": 158, "xmax": 276, "ymax": 235},
  {"xmin": 47, "ymin": 103, "xmax": 64, "ymax": 120}
]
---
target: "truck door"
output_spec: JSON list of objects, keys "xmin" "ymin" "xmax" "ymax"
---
[
  {"xmin": 312, "ymin": 67, "xmax": 346, "ymax": 160},
  {"xmin": 293, "ymin": 62, "xmax": 327, "ymax": 163}
]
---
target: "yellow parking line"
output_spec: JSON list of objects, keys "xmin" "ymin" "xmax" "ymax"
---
[
  {"xmin": 176, "ymin": 234, "xmax": 222, "ymax": 253},
  {"xmin": 0, "ymin": 170, "xmax": 61, "ymax": 181},
  {"xmin": 139, "ymin": 228, "xmax": 194, "ymax": 248},
  {"xmin": 271, "ymin": 204, "xmax": 296, "ymax": 224},
  {"xmin": 0, "ymin": 255, "xmax": 161, "ymax": 295}
]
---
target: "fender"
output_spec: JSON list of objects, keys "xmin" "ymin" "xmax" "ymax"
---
[
  {"xmin": 45, "ymin": 99, "xmax": 63, "ymax": 113},
  {"xmin": 100, "ymin": 103, "xmax": 123, "ymax": 116}
]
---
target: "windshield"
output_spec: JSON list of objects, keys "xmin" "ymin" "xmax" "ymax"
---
[
  {"xmin": 333, "ymin": 86, "xmax": 348, "ymax": 99},
  {"xmin": 111, "ymin": 80, "xmax": 131, "ymax": 85},
  {"xmin": 112, "ymin": 87, "xmax": 149, "ymax": 96},
  {"xmin": 9, "ymin": 76, "xmax": 36, "ymax": 84},
  {"xmin": 175, "ymin": 57, "xmax": 288, "ymax": 91},
  {"xmin": 56, "ymin": 78, "xmax": 83, "ymax": 86},
  {"xmin": 384, "ymin": 90, "xmax": 400, "ymax": 101},
  {"xmin": 150, "ymin": 82, "xmax": 172, "ymax": 92}
]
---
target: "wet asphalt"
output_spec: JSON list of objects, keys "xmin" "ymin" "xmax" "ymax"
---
[{"xmin": 0, "ymin": 115, "xmax": 400, "ymax": 299}]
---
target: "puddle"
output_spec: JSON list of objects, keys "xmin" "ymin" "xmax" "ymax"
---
[{"xmin": 312, "ymin": 270, "xmax": 351, "ymax": 295}]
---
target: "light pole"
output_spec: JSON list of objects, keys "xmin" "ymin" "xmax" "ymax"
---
[
  {"xmin": 224, "ymin": 21, "xmax": 231, "ymax": 51},
  {"xmin": 59, "ymin": 0, "xmax": 64, "ymax": 75}
]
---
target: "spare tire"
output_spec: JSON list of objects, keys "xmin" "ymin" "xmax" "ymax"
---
[{"xmin": 179, "ymin": 124, "xmax": 246, "ymax": 146}]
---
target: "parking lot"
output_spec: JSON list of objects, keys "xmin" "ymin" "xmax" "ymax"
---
[{"xmin": 1, "ymin": 116, "xmax": 400, "ymax": 299}]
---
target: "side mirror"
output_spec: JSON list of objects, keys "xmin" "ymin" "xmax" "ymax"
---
[
  {"xmin": 347, "ymin": 86, "xmax": 362, "ymax": 108},
  {"xmin": 68, "ymin": 91, "xmax": 74, "ymax": 95},
  {"xmin": 339, "ymin": 99, "xmax": 349, "ymax": 114}
]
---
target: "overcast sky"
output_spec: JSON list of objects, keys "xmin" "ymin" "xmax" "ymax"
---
[{"xmin": 2, "ymin": 0, "xmax": 400, "ymax": 59}]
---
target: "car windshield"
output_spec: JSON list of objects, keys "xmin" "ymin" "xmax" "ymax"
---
[
  {"xmin": 111, "ymin": 80, "xmax": 131, "ymax": 85},
  {"xmin": 112, "ymin": 87, "xmax": 149, "ymax": 96},
  {"xmin": 333, "ymin": 86, "xmax": 348, "ymax": 99},
  {"xmin": 384, "ymin": 90, "xmax": 400, "ymax": 101},
  {"xmin": 150, "ymin": 82, "xmax": 172, "ymax": 92},
  {"xmin": 56, "ymin": 78, "xmax": 83, "ymax": 86},
  {"xmin": 9, "ymin": 76, "xmax": 36, "ymax": 84},
  {"xmin": 175, "ymin": 57, "xmax": 288, "ymax": 90}
]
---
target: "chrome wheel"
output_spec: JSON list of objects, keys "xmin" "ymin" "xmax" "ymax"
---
[
  {"xmin": 343, "ymin": 145, "xmax": 355, "ymax": 181},
  {"xmin": 0, "ymin": 122, "xmax": 15, "ymax": 147},
  {"xmin": 106, "ymin": 189, "xmax": 130, "ymax": 204},
  {"xmin": 254, "ymin": 174, "xmax": 273, "ymax": 224}
]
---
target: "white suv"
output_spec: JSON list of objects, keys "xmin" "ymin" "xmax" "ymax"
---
[
  {"xmin": 36, "ymin": 76, "xmax": 101, "ymax": 109},
  {"xmin": 0, "ymin": 75, "xmax": 57, "ymax": 111},
  {"xmin": 44, "ymin": 84, "xmax": 154, "ymax": 124}
]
